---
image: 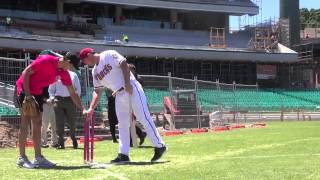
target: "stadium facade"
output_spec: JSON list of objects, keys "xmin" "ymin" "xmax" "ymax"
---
[{"xmin": 0, "ymin": 0, "xmax": 301, "ymax": 87}]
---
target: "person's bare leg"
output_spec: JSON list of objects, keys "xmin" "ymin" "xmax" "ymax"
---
[
  {"xmin": 32, "ymin": 113, "xmax": 42, "ymax": 157},
  {"xmin": 19, "ymin": 115, "xmax": 30, "ymax": 157}
]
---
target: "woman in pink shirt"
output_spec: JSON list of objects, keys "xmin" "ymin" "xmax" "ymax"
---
[{"xmin": 15, "ymin": 52, "xmax": 85, "ymax": 169}]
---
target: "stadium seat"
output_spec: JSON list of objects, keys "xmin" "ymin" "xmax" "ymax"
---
[
  {"xmin": 196, "ymin": 88, "xmax": 320, "ymax": 112},
  {"xmin": 0, "ymin": 105, "xmax": 19, "ymax": 116},
  {"xmin": 84, "ymin": 87, "xmax": 320, "ymax": 114}
]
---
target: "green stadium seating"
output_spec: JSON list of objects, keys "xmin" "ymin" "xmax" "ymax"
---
[
  {"xmin": 144, "ymin": 89, "xmax": 170, "ymax": 112},
  {"xmin": 143, "ymin": 88, "xmax": 320, "ymax": 112},
  {"xmin": 75, "ymin": 87, "xmax": 320, "ymax": 114},
  {"xmin": 0, "ymin": 105, "xmax": 19, "ymax": 116}
]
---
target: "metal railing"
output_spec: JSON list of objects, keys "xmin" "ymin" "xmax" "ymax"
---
[
  {"xmin": 139, "ymin": 73, "xmax": 260, "ymax": 128},
  {"xmin": 1, "ymin": 56, "xmax": 320, "ymax": 135}
]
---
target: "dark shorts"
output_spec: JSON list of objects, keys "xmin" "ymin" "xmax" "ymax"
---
[{"xmin": 14, "ymin": 89, "xmax": 45, "ymax": 112}]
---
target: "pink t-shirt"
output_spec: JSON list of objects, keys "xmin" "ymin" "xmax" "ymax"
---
[{"xmin": 16, "ymin": 55, "xmax": 72, "ymax": 95}]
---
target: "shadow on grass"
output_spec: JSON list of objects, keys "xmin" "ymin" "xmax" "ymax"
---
[
  {"xmin": 138, "ymin": 145, "xmax": 154, "ymax": 149},
  {"xmin": 37, "ymin": 165, "xmax": 91, "ymax": 170},
  {"xmin": 55, "ymin": 147, "xmax": 85, "ymax": 150},
  {"xmin": 69, "ymin": 147, "xmax": 84, "ymax": 150},
  {"xmin": 35, "ymin": 161, "xmax": 169, "ymax": 169},
  {"xmin": 113, "ymin": 161, "xmax": 170, "ymax": 166}
]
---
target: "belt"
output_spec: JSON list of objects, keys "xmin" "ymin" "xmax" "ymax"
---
[
  {"xmin": 55, "ymin": 96, "xmax": 71, "ymax": 100},
  {"xmin": 116, "ymin": 87, "xmax": 124, "ymax": 93},
  {"xmin": 112, "ymin": 87, "xmax": 124, "ymax": 97}
]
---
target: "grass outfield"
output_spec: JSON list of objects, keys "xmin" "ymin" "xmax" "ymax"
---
[{"xmin": 1, "ymin": 121, "xmax": 320, "ymax": 180}]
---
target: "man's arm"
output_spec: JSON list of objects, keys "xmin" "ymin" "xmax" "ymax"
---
[
  {"xmin": 22, "ymin": 65, "xmax": 33, "ymax": 96},
  {"xmin": 48, "ymin": 83, "xmax": 56, "ymax": 98},
  {"xmin": 88, "ymin": 88, "xmax": 102, "ymax": 113},
  {"xmin": 120, "ymin": 60, "xmax": 132, "ymax": 94},
  {"xmin": 47, "ymin": 83, "xmax": 56, "ymax": 104},
  {"xmin": 74, "ymin": 75, "xmax": 81, "ymax": 96},
  {"xmin": 67, "ymin": 86, "xmax": 84, "ymax": 111}
]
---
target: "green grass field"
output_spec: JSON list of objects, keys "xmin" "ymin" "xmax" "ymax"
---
[{"xmin": 1, "ymin": 121, "xmax": 320, "ymax": 180}]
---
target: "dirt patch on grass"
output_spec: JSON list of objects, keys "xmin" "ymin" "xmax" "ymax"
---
[{"xmin": 0, "ymin": 121, "xmax": 18, "ymax": 148}]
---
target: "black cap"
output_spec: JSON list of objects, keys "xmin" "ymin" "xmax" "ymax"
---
[{"xmin": 64, "ymin": 52, "xmax": 80, "ymax": 70}]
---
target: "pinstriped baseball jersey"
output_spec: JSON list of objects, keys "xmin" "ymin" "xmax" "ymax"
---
[{"xmin": 92, "ymin": 50, "xmax": 135, "ymax": 92}]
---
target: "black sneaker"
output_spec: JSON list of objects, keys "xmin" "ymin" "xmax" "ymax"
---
[
  {"xmin": 151, "ymin": 146, "xmax": 167, "ymax": 162},
  {"xmin": 51, "ymin": 144, "xmax": 59, "ymax": 148},
  {"xmin": 139, "ymin": 134, "xmax": 146, "ymax": 146},
  {"xmin": 110, "ymin": 153, "xmax": 130, "ymax": 164},
  {"xmin": 72, "ymin": 139, "xmax": 78, "ymax": 149},
  {"xmin": 41, "ymin": 144, "xmax": 49, "ymax": 148},
  {"xmin": 57, "ymin": 139, "xmax": 64, "ymax": 149},
  {"xmin": 56, "ymin": 144, "xmax": 65, "ymax": 149}
]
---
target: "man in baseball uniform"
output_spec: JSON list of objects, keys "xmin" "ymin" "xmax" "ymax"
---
[{"xmin": 80, "ymin": 48, "xmax": 166, "ymax": 163}]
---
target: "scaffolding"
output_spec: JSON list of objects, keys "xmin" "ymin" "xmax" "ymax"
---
[
  {"xmin": 209, "ymin": 27, "xmax": 226, "ymax": 48},
  {"xmin": 250, "ymin": 27, "xmax": 272, "ymax": 50},
  {"xmin": 238, "ymin": 0, "xmax": 263, "ymax": 29},
  {"xmin": 293, "ymin": 43, "xmax": 314, "ymax": 60},
  {"xmin": 290, "ymin": 41, "xmax": 320, "ymax": 89},
  {"xmin": 255, "ymin": 0, "xmax": 263, "ymax": 27},
  {"xmin": 278, "ymin": 18, "xmax": 290, "ymax": 47}
]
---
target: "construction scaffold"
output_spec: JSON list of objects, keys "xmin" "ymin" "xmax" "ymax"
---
[{"xmin": 209, "ymin": 27, "xmax": 226, "ymax": 48}]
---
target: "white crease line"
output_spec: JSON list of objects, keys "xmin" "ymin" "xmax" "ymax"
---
[
  {"xmin": 215, "ymin": 137, "xmax": 320, "ymax": 157},
  {"xmin": 213, "ymin": 153, "xmax": 320, "ymax": 160}
]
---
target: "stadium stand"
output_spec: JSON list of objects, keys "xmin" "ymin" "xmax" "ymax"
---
[
  {"xmin": 1, "ymin": 88, "xmax": 317, "ymax": 117},
  {"xmin": 0, "ymin": 79, "xmax": 318, "ymax": 117},
  {"xmin": 97, "ymin": 17, "xmax": 182, "ymax": 30},
  {"xmin": 96, "ymin": 24, "xmax": 252, "ymax": 49},
  {"xmin": 145, "ymin": 89, "xmax": 170, "ymax": 112},
  {"xmin": 0, "ymin": 105, "xmax": 19, "ymax": 116},
  {"xmin": 96, "ymin": 25, "xmax": 210, "ymax": 46},
  {"xmin": 0, "ymin": 14, "xmax": 100, "ymax": 39},
  {"xmin": 143, "ymin": 88, "xmax": 320, "ymax": 113}
]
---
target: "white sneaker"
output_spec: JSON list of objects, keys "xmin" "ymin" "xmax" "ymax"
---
[
  {"xmin": 33, "ymin": 155, "xmax": 56, "ymax": 168},
  {"xmin": 17, "ymin": 156, "xmax": 35, "ymax": 169}
]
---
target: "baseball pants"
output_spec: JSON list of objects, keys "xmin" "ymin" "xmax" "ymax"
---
[
  {"xmin": 41, "ymin": 103, "xmax": 58, "ymax": 145},
  {"xmin": 115, "ymin": 80, "xmax": 165, "ymax": 156},
  {"xmin": 54, "ymin": 96, "xmax": 77, "ymax": 145}
]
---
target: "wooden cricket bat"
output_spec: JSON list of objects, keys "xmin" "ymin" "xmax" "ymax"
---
[
  {"xmin": 129, "ymin": 96, "xmax": 138, "ymax": 148},
  {"xmin": 130, "ymin": 115, "xmax": 138, "ymax": 148}
]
